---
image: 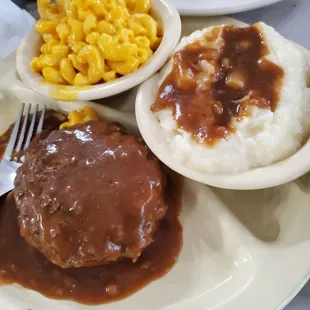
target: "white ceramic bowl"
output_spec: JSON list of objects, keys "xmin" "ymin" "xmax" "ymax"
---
[
  {"xmin": 16, "ymin": 0, "xmax": 181, "ymax": 102},
  {"xmin": 136, "ymin": 52, "xmax": 310, "ymax": 191}
]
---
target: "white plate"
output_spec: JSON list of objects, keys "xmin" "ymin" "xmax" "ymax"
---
[
  {"xmin": 169, "ymin": 0, "xmax": 284, "ymax": 16},
  {"xmin": 1, "ymin": 17, "xmax": 310, "ymax": 310}
]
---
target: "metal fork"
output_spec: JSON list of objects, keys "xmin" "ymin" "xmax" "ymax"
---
[{"xmin": 0, "ymin": 103, "xmax": 46, "ymax": 197}]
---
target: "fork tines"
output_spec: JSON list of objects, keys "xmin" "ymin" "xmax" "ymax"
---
[{"xmin": 2, "ymin": 103, "xmax": 46, "ymax": 162}]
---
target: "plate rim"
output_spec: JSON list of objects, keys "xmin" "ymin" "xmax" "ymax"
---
[{"xmin": 172, "ymin": 0, "xmax": 284, "ymax": 16}]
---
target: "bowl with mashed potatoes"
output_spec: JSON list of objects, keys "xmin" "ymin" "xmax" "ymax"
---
[
  {"xmin": 136, "ymin": 21, "xmax": 310, "ymax": 190},
  {"xmin": 16, "ymin": 0, "xmax": 181, "ymax": 102}
]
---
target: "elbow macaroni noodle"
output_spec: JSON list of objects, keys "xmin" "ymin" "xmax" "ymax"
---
[
  {"xmin": 60, "ymin": 106, "xmax": 99, "ymax": 129},
  {"xmin": 31, "ymin": 0, "xmax": 162, "ymax": 86}
]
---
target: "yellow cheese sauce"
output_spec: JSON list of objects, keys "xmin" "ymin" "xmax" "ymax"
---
[{"xmin": 50, "ymin": 85, "xmax": 91, "ymax": 101}]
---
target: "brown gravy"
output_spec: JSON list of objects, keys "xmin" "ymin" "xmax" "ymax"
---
[
  {"xmin": 15, "ymin": 121, "xmax": 170, "ymax": 269},
  {"xmin": 152, "ymin": 25, "xmax": 284, "ymax": 145},
  {"xmin": 0, "ymin": 113, "xmax": 183, "ymax": 305}
]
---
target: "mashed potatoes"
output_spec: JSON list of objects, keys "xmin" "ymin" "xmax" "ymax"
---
[{"xmin": 152, "ymin": 22, "xmax": 310, "ymax": 173}]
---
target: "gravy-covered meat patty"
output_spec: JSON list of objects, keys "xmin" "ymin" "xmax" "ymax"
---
[{"xmin": 14, "ymin": 121, "xmax": 167, "ymax": 268}]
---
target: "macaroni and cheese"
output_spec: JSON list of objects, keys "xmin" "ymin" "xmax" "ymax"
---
[
  {"xmin": 31, "ymin": 0, "xmax": 162, "ymax": 87},
  {"xmin": 60, "ymin": 106, "xmax": 99, "ymax": 129}
]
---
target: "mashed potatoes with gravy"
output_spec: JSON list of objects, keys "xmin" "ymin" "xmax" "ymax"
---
[{"xmin": 152, "ymin": 22, "xmax": 310, "ymax": 173}]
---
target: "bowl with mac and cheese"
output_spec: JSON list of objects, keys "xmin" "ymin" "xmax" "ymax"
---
[{"xmin": 16, "ymin": 0, "xmax": 181, "ymax": 102}]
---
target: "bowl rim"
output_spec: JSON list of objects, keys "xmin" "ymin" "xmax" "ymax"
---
[
  {"xmin": 136, "ymin": 71, "xmax": 310, "ymax": 191},
  {"xmin": 135, "ymin": 17, "xmax": 310, "ymax": 191},
  {"xmin": 16, "ymin": 0, "xmax": 181, "ymax": 102}
]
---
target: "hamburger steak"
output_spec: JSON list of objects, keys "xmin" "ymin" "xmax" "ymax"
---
[{"xmin": 14, "ymin": 121, "xmax": 167, "ymax": 268}]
